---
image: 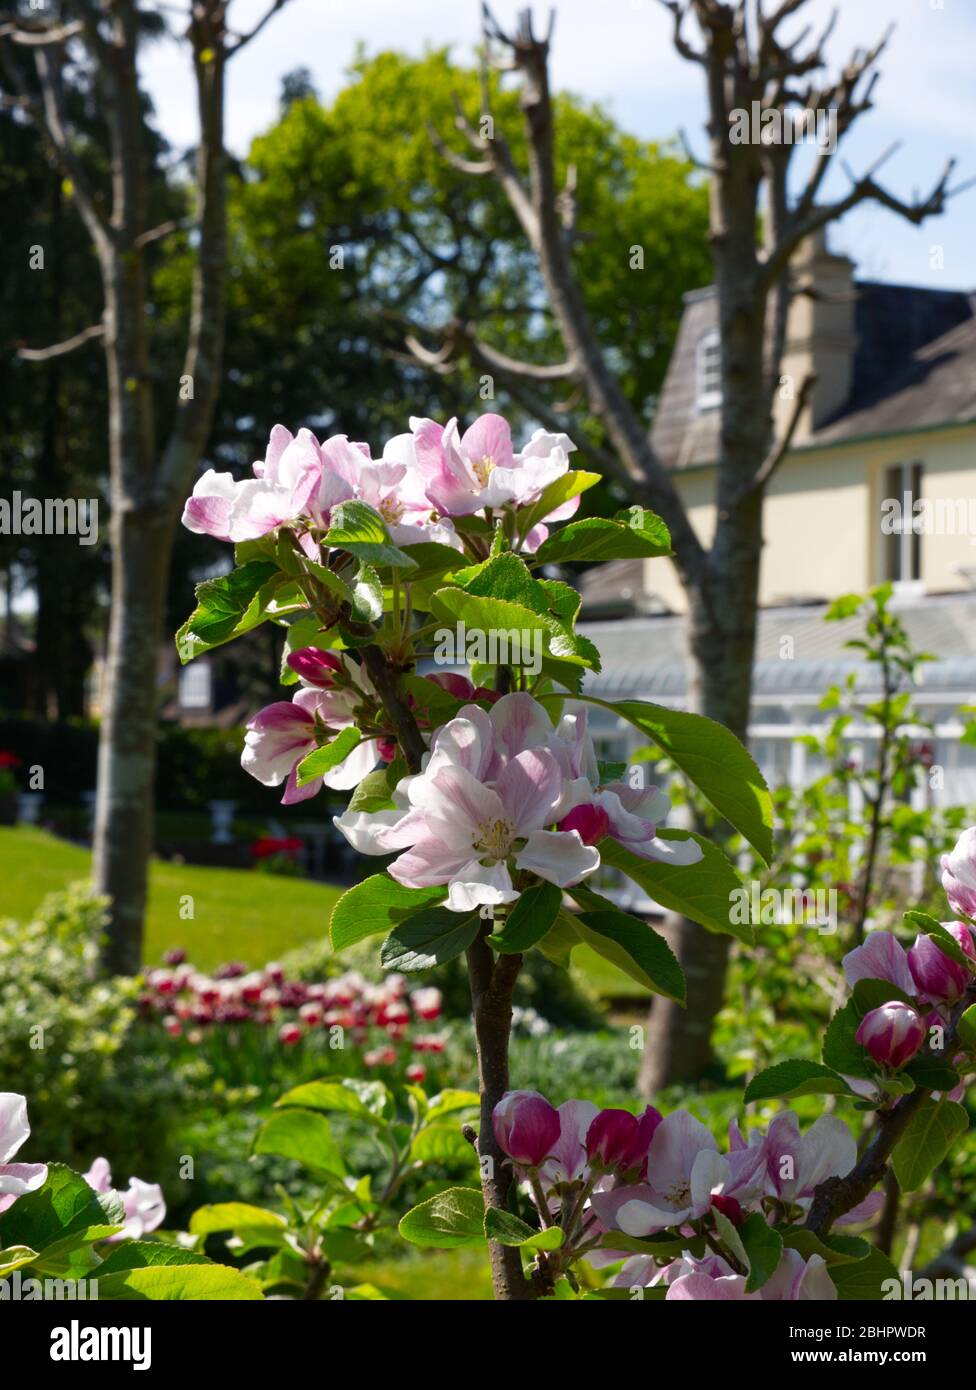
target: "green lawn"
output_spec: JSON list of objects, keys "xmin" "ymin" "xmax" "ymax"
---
[
  {"xmin": 0, "ymin": 825, "xmax": 341, "ymax": 970},
  {"xmin": 0, "ymin": 824, "xmax": 647, "ymax": 999}
]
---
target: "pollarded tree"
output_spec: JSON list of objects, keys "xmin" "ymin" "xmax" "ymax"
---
[
  {"xmin": 419, "ymin": 2, "xmax": 971, "ymax": 1088},
  {"xmin": 0, "ymin": 0, "xmax": 290, "ymax": 972}
]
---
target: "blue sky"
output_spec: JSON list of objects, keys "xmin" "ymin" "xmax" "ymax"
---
[{"xmin": 140, "ymin": 0, "xmax": 976, "ymax": 289}]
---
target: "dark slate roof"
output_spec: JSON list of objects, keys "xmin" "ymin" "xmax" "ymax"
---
[
  {"xmin": 577, "ymin": 591, "xmax": 976, "ymax": 703},
  {"xmin": 651, "ymin": 281, "xmax": 976, "ymax": 469}
]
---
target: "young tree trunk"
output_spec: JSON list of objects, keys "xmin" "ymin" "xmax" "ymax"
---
[{"xmin": 466, "ymin": 931, "xmax": 537, "ymax": 1299}]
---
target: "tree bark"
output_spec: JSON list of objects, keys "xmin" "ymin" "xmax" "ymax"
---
[{"xmin": 466, "ymin": 929, "xmax": 537, "ymax": 1299}]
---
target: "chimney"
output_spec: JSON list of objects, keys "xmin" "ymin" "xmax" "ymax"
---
[{"xmin": 774, "ymin": 229, "xmax": 856, "ymax": 443}]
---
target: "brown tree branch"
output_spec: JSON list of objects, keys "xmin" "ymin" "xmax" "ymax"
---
[
  {"xmin": 16, "ymin": 321, "xmax": 105, "ymax": 360},
  {"xmin": 734, "ymin": 370, "xmax": 815, "ymax": 500}
]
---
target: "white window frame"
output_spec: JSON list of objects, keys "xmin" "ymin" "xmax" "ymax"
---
[
  {"xmin": 882, "ymin": 461, "xmax": 923, "ymax": 593},
  {"xmin": 695, "ymin": 329, "xmax": 722, "ymax": 412}
]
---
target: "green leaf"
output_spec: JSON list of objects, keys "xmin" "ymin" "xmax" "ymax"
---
[
  {"xmin": 330, "ymin": 876, "xmax": 445, "ymax": 950},
  {"xmin": 741, "ymin": 1212, "xmax": 783, "ymax": 1294},
  {"xmin": 295, "ymin": 726, "xmax": 363, "ymax": 788},
  {"xmin": 409, "ymin": 1125, "xmax": 478, "ymax": 1168},
  {"xmin": 713, "ymin": 1208, "xmax": 749, "ymax": 1270},
  {"xmin": 398, "ymin": 541, "xmax": 470, "ymax": 583},
  {"xmin": 548, "ymin": 696, "xmax": 773, "ymax": 863},
  {"xmin": 252, "ymin": 1109, "xmax": 346, "ymax": 1178},
  {"xmin": 744, "ymin": 1059, "xmax": 855, "ymax": 1103},
  {"xmin": 0, "ymin": 1164, "xmax": 123, "ymax": 1255},
  {"xmin": 424, "ymin": 1089, "xmax": 481, "ymax": 1123},
  {"xmin": 344, "ymin": 766, "xmax": 397, "ymax": 814},
  {"xmin": 381, "ymin": 907, "xmax": 481, "ymax": 971},
  {"xmin": 96, "ymin": 1262, "xmax": 263, "ymax": 1301},
  {"xmin": 891, "ymin": 1097, "xmax": 969, "ymax": 1191},
  {"xmin": 189, "ymin": 1204, "xmax": 287, "ymax": 1240},
  {"xmin": 398, "ymin": 1188, "xmax": 486, "ymax": 1249},
  {"xmin": 599, "ymin": 1231, "xmax": 706, "ymax": 1259},
  {"xmin": 487, "ymin": 880, "xmax": 561, "ymax": 953},
  {"xmin": 569, "ymin": 894, "xmax": 685, "ymax": 1002},
  {"xmin": 829, "ymin": 1247, "xmax": 900, "ymax": 1300},
  {"xmin": 430, "ymin": 587, "xmax": 596, "ymax": 670},
  {"xmin": 176, "ymin": 560, "xmax": 280, "ymax": 664},
  {"xmin": 780, "ymin": 1229, "xmax": 870, "ymax": 1265},
  {"xmin": 823, "ymin": 1000, "xmax": 876, "ymax": 1079},
  {"xmin": 851, "ymin": 978, "xmax": 916, "ymax": 1013},
  {"xmin": 95, "ymin": 1243, "xmax": 210, "ymax": 1274},
  {"xmin": 957, "ymin": 1003, "xmax": 976, "ymax": 1051},
  {"xmin": 483, "ymin": 1207, "xmax": 564, "ymax": 1251},
  {"xmin": 598, "ymin": 832, "xmax": 754, "ymax": 944},
  {"xmin": 903, "ymin": 1055, "xmax": 960, "ymax": 1091},
  {"xmin": 534, "ymin": 510, "xmax": 671, "ymax": 565},
  {"xmin": 516, "ymin": 470, "xmax": 601, "ymax": 537},
  {"xmin": 350, "ymin": 562, "xmax": 384, "ymax": 622},
  {"xmin": 0, "ymin": 1246, "xmax": 38, "ymax": 1277},
  {"xmin": 276, "ymin": 1077, "xmax": 392, "ymax": 1121},
  {"xmin": 324, "ymin": 500, "xmax": 417, "ymax": 570}
]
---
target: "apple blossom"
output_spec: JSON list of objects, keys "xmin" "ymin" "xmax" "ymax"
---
[
  {"xmin": 663, "ymin": 1250, "xmax": 836, "ymax": 1301},
  {"xmin": 842, "ymin": 930, "xmax": 916, "ymax": 996},
  {"xmin": 0, "ymin": 1092, "xmax": 48, "ymax": 1213},
  {"xmin": 242, "ymin": 682, "xmax": 382, "ymax": 803},
  {"xmin": 585, "ymin": 1106, "xmax": 662, "ymax": 1175},
  {"xmin": 942, "ymin": 827, "xmax": 976, "ymax": 921},
  {"xmin": 907, "ymin": 923, "xmax": 975, "ymax": 1004},
  {"xmin": 856, "ymin": 1001, "xmax": 927, "ymax": 1069},
  {"xmin": 591, "ymin": 1111, "xmax": 766, "ymax": 1236},
  {"xmin": 493, "ymin": 1090, "xmax": 562, "ymax": 1169},
  {"xmin": 182, "ymin": 425, "xmax": 327, "ymax": 542},
  {"xmin": 84, "ymin": 1157, "xmax": 166, "ymax": 1241}
]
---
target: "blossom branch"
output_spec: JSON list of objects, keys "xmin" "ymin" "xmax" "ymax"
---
[{"xmin": 805, "ymin": 991, "xmax": 975, "ymax": 1236}]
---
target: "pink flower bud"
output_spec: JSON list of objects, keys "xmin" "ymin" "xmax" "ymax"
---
[
  {"xmin": 278, "ymin": 1023, "xmax": 303, "ymax": 1045},
  {"xmin": 907, "ymin": 924, "xmax": 975, "ymax": 1004},
  {"xmin": 492, "ymin": 1090, "xmax": 561, "ymax": 1168},
  {"xmin": 287, "ymin": 647, "xmax": 342, "ymax": 687},
  {"xmin": 855, "ymin": 1001, "xmax": 926, "ymax": 1069},
  {"xmin": 710, "ymin": 1194, "xmax": 744, "ymax": 1226},
  {"xmin": 406, "ymin": 1063, "xmax": 427, "ymax": 1084},
  {"xmin": 426, "ymin": 672, "xmax": 476, "ymax": 700},
  {"xmin": 557, "ymin": 803, "xmax": 610, "ymax": 846},
  {"xmin": 377, "ymin": 738, "xmax": 398, "ymax": 763},
  {"xmin": 585, "ymin": 1106, "xmax": 662, "ymax": 1173}
]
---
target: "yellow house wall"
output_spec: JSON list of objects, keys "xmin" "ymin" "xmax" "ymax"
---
[{"xmin": 643, "ymin": 426, "xmax": 976, "ymax": 613}]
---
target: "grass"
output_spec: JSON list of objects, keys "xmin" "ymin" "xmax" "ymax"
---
[
  {"xmin": 0, "ymin": 824, "xmax": 648, "ymax": 1000},
  {"xmin": 0, "ymin": 825, "xmax": 342, "ymax": 970}
]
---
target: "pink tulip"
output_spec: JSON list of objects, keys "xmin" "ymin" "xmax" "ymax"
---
[
  {"xmin": 856, "ymin": 1001, "xmax": 926, "ymax": 1069},
  {"xmin": 493, "ymin": 1090, "xmax": 561, "ymax": 1168},
  {"xmin": 278, "ymin": 1023, "xmax": 302, "ymax": 1045}
]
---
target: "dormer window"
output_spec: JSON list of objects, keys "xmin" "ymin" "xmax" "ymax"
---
[{"xmin": 696, "ymin": 330, "xmax": 722, "ymax": 411}]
